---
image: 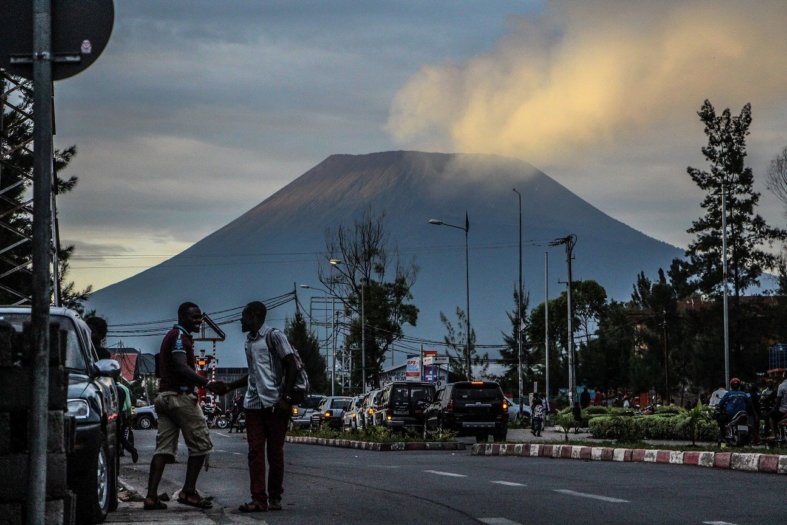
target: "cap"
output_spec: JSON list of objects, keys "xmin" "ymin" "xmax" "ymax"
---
[{"xmin": 730, "ymin": 377, "xmax": 741, "ymax": 387}]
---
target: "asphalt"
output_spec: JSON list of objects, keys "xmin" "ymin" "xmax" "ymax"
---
[{"xmin": 107, "ymin": 426, "xmax": 785, "ymax": 524}]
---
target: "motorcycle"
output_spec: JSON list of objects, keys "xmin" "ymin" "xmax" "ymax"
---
[
  {"xmin": 202, "ymin": 404, "xmax": 230, "ymax": 429},
  {"xmin": 766, "ymin": 415, "xmax": 787, "ymax": 449},
  {"xmin": 720, "ymin": 410, "xmax": 751, "ymax": 447}
]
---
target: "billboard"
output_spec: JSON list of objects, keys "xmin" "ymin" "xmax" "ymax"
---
[{"xmin": 406, "ymin": 354, "xmax": 421, "ymax": 381}]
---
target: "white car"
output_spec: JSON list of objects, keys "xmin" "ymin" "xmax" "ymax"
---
[
  {"xmin": 132, "ymin": 405, "xmax": 158, "ymax": 429},
  {"xmin": 506, "ymin": 397, "xmax": 531, "ymax": 423}
]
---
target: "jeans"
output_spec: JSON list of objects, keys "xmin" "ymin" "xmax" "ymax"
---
[{"xmin": 246, "ymin": 407, "xmax": 289, "ymax": 502}]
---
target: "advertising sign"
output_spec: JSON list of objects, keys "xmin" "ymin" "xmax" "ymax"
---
[{"xmin": 405, "ymin": 354, "xmax": 421, "ymax": 381}]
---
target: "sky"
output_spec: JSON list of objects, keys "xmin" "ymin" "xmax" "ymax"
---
[{"xmin": 52, "ymin": 0, "xmax": 787, "ymax": 294}]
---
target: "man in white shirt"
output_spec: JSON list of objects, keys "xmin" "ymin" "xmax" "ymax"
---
[{"xmin": 708, "ymin": 384, "xmax": 727, "ymax": 407}]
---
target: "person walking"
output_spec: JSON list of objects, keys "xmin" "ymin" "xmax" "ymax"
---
[
  {"xmin": 228, "ymin": 391, "xmax": 244, "ymax": 433},
  {"xmin": 143, "ymin": 302, "xmax": 220, "ymax": 511},
  {"xmin": 116, "ymin": 380, "xmax": 139, "ymax": 463},
  {"xmin": 211, "ymin": 301, "xmax": 298, "ymax": 513}
]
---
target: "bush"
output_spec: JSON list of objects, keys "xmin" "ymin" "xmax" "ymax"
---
[
  {"xmin": 584, "ymin": 406, "xmax": 609, "ymax": 416},
  {"xmin": 654, "ymin": 405, "xmax": 684, "ymax": 416},
  {"xmin": 589, "ymin": 416, "xmax": 643, "ymax": 441}
]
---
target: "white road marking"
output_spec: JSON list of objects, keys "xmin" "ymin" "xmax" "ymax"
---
[
  {"xmin": 232, "ymin": 452, "xmax": 243, "ymax": 455},
  {"xmin": 423, "ymin": 469, "xmax": 467, "ymax": 478},
  {"xmin": 703, "ymin": 522, "xmax": 739, "ymax": 525},
  {"xmin": 478, "ymin": 518, "xmax": 523, "ymax": 525},
  {"xmin": 490, "ymin": 480, "xmax": 526, "ymax": 487},
  {"xmin": 554, "ymin": 489, "xmax": 629, "ymax": 503}
]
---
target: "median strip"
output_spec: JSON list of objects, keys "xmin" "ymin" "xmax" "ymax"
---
[{"xmin": 285, "ymin": 435, "xmax": 466, "ymax": 451}]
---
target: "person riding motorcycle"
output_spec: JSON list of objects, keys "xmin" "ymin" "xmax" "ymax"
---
[{"xmin": 715, "ymin": 378, "xmax": 754, "ymax": 442}]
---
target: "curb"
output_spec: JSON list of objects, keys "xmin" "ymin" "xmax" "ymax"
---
[
  {"xmin": 470, "ymin": 443, "xmax": 787, "ymax": 475},
  {"xmin": 285, "ymin": 435, "xmax": 466, "ymax": 451}
]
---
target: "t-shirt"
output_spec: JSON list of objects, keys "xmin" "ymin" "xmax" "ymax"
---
[
  {"xmin": 157, "ymin": 325, "xmax": 196, "ymax": 393},
  {"xmin": 719, "ymin": 390, "xmax": 750, "ymax": 416}
]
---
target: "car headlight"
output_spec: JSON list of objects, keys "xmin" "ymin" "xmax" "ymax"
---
[{"xmin": 67, "ymin": 399, "xmax": 90, "ymax": 419}]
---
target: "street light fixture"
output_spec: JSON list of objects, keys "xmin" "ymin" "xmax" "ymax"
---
[{"xmin": 428, "ymin": 212, "xmax": 472, "ymax": 381}]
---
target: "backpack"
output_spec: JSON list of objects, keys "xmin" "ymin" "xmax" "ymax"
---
[{"xmin": 265, "ymin": 329, "xmax": 310, "ymax": 405}]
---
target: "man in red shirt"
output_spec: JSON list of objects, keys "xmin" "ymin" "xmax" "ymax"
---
[{"xmin": 143, "ymin": 302, "xmax": 220, "ymax": 511}]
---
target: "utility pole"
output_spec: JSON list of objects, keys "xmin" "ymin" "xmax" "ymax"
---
[
  {"xmin": 513, "ymin": 189, "xmax": 524, "ymax": 412},
  {"xmin": 721, "ymin": 180, "xmax": 730, "ymax": 389},
  {"xmin": 550, "ymin": 235, "xmax": 577, "ymax": 408},
  {"xmin": 544, "ymin": 251, "xmax": 550, "ymax": 404}
]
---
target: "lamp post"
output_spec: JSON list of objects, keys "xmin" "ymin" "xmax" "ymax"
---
[
  {"xmin": 721, "ymin": 181, "xmax": 730, "ymax": 389},
  {"xmin": 550, "ymin": 234, "xmax": 577, "ymax": 408},
  {"xmin": 513, "ymin": 188, "xmax": 524, "ymax": 413},
  {"xmin": 429, "ymin": 213, "xmax": 472, "ymax": 381}
]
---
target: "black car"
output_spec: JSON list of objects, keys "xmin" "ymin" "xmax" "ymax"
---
[
  {"xmin": 377, "ymin": 381, "xmax": 435, "ymax": 432},
  {"xmin": 0, "ymin": 307, "xmax": 121, "ymax": 523},
  {"xmin": 423, "ymin": 381, "xmax": 509, "ymax": 442}
]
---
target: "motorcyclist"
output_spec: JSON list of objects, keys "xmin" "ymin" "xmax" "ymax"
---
[
  {"xmin": 759, "ymin": 377, "xmax": 777, "ymax": 437},
  {"xmin": 715, "ymin": 378, "xmax": 754, "ymax": 443}
]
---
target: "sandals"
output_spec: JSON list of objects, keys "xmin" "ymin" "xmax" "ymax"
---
[
  {"xmin": 238, "ymin": 501, "xmax": 267, "ymax": 513},
  {"xmin": 177, "ymin": 490, "xmax": 213, "ymax": 509},
  {"xmin": 143, "ymin": 497, "xmax": 167, "ymax": 511}
]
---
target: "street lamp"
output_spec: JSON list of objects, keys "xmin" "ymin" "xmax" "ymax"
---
[{"xmin": 428, "ymin": 212, "xmax": 472, "ymax": 381}]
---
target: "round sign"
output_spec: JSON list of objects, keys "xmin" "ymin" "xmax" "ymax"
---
[{"xmin": 0, "ymin": 0, "xmax": 114, "ymax": 81}]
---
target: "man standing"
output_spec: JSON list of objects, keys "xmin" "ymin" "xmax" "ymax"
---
[
  {"xmin": 213, "ymin": 301, "xmax": 297, "ymax": 513},
  {"xmin": 143, "ymin": 302, "xmax": 218, "ymax": 511},
  {"xmin": 767, "ymin": 373, "xmax": 787, "ymax": 438},
  {"xmin": 86, "ymin": 316, "xmax": 112, "ymax": 359}
]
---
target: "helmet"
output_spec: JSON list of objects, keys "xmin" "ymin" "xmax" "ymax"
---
[{"xmin": 730, "ymin": 377, "xmax": 741, "ymax": 388}]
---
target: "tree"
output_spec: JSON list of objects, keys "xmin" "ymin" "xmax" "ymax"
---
[
  {"xmin": 284, "ymin": 311, "xmax": 328, "ymax": 394},
  {"xmin": 440, "ymin": 307, "xmax": 487, "ymax": 380},
  {"xmin": 319, "ymin": 209, "xmax": 418, "ymax": 390},
  {"xmin": 685, "ymin": 100, "xmax": 784, "ymax": 298},
  {"xmin": 0, "ymin": 72, "xmax": 90, "ymax": 309},
  {"xmin": 765, "ymin": 145, "xmax": 787, "ymax": 211},
  {"xmin": 496, "ymin": 288, "xmax": 532, "ymax": 397}
]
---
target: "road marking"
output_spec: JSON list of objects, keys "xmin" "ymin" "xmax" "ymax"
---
[
  {"xmin": 703, "ymin": 522, "xmax": 739, "ymax": 525},
  {"xmin": 423, "ymin": 469, "xmax": 467, "ymax": 478},
  {"xmin": 490, "ymin": 480, "xmax": 526, "ymax": 487},
  {"xmin": 478, "ymin": 518, "xmax": 523, "ymax": 525},
  {"xmin": 554, "ymin": 489, "xmax": 629, "ymax": 503}
]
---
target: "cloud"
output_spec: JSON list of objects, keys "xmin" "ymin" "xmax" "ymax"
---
[{"xmin": 386, "ymin": 1, "xmax": 787, "ymax": 167}]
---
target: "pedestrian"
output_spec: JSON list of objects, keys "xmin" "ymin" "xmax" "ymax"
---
[
  {"xmin": 86, "ymin": 316, "xmax": 112, "ymax": 360},
  {"xmin": 531, "ymin": 396, "xmax": 545, "ymax": 437},
  {"xmin": 143, "ymin": 302, "xmax": 220, "ymax": 511},
  {"xmin": 708, "ymin": 383, "xmax": 727, "ymax": 408},
  {"xmin": 229, "ymin": 391, "xmax": 244, "ymax": 433},
  {"xmin": 116, "ymin": 380, "xmax": 139, "ymax": 463},
  {"xmin": 210, "ymin": 301, "xmax": 298, "ymax": 513},
  {"xmin": 580, "ymin": 388, "xmax": 591, "ymax": 409},
  {"xmin": 622, "ymin": 394, "xmax": 630, "ymax": 409},
  {"xmin": 593, "ymin": 388, "xmax": 603, "ymax": 406}
]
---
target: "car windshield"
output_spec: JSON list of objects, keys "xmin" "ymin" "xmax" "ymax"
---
[
  {"xmin": 393, "ymin": 385, "xmax": 433, "ymax": 404},
  {"xmin": 331, "ymin": 399, "xmax": 351, "ymax": 409},
  {"xmin": 0, "ymin": 313, "xmax": 86, "ymax": 371}
]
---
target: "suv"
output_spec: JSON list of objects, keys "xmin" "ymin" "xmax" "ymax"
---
[
  {"xmin": 132, "ymin": 404, "xmax": 158, "ymax": 429},
  {"xmin": 424, "ymin": 381, "xmax": 509, "ymax": 442},
  {"xmin": 0, "ymin": 307, "xmax": 121, "ymax": 523},
  {"xmin": 310, "ymin": 396, "xmax": 352, "ymax": 430},
  {"xmin": 377, "ymin": 382, "xmax": 435, "ymax": 432}
]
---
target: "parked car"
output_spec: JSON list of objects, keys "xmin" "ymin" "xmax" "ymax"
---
[
  {"xmin": 424, "ymin": 381, "xmax": 509, "ymax": 442},
  {"xmin": 310, "ymin": 396, "xmax": 352, "ymax": 430},
  {"xmin": 342, "ymin": 396, "xmax": 364, "ymax": 431},
  {"xmin": 377, "ymin": 381, "xmax": 435, "ymax": 432},
  {"xmin": 132, "ymin": 405, "xmax": 158, "ymax": 429},
  {"xmin": 290, "ymin": 394, "xmax": 325, "ymax": 430},
  {"xmin": 360, "ymin": 388, "xmax": 384, "ymax": 428},
  {"xmin": 505, "ymin": 397, "xmax": 531, "ymax": 423},
  {"xmin": 0, "ymin": 307, "xmax": 121, "ymax": 523}
]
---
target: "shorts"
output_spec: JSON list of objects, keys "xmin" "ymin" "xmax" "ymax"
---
[{"xmin": 153, "ymin": 392, "xmax": 213, "ymax": 458}]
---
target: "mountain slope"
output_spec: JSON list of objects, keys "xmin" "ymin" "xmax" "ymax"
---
[{"xmin": 88, "ymin": 151, "xmax": 683, "ymax": 366}]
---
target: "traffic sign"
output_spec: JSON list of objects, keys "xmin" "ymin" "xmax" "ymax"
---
[{"xmin": 0, "ymin": 0, "xmax": 114, "ymax": 81}]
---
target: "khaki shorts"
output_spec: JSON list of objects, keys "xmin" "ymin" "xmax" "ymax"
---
[{"xmin": 153, "ymin": 392, "xmax": 213, "ymax": 458}]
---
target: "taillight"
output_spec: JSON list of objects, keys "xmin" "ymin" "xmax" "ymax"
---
[
  {"xmin": 386, "ymin": 409, "xmax": 392, "ymax": 421},
  {"xmin": 325, "ymin": 410, "xmax": 333, "ymax": 418},
  {"xmin": 502, "ymin": 401, "xmax": 508, "ymax": 411},
  {"xmin": 367, "ymin": 408, "xmax": 374, "ymax": 415},
  {"xmin": 446, "ymin": 399, "xmax": 454, "ymax": 412},
  {"xmin": 292, "ymin": 407, "xmax": 299, "ymax": 416}
]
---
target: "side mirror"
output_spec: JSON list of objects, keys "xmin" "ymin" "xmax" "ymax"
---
[{"xmin": 94, "ymin": 358, "xmax": 121, "ymax": 379}]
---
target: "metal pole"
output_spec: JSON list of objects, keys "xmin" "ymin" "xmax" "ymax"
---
[
  {"xmin": 331, "ymin": 297, "xmax": 336, "ymax": 396},
  {"xmin": 721, "ymin": 181, "xmax": 730, "ymax": 388},
  {"xmin": 545, "ymin": 251, "xmax": 550, "ymax": 403},
  {"xmin": 464, "ymin": 212, "xmax": 471, "ymax": 381},
  {"xmin": 565, "ymin": 236, "xmax": 576, "ymax": 408},
  {"xmin": 513, "ymin": 189, "xmax": 523, "ymax": 412},
  {"xmin": 361, "ymin": 282, "xmax": 366, "ymax": 393},
  {"xmin": 29, "ymin": 1, "xmax": 53, "ymax": 523}
]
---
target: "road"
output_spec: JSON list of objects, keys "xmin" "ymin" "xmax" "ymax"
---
[{"xmin": 120, "ymin": 429, "xmax": 787, "ymax": 525}]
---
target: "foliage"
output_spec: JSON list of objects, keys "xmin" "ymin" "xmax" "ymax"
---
[
  {"xmin": 588, "ymin": 406, "xmax": 718, "ymax": 442},
  {"xmin": 495, "ymin": 288, "xmax": 532, "ymax": 396},
  {"xmin": 440, "ymin": 307, "xmax": 486, "ymax": 380},
  {"xmin": 0, "ymin": 73, "xmax": 91, "ymax": 309},
  {"xmin": 285, "ymin": 311, "xmax": 328, "ymax": 394},
  {"xmin": 319, "ymin": 208, "xmax": 418, "ymax": 391}
]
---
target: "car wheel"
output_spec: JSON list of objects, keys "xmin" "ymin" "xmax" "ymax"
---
[
  {"xmin": 75, "ymin": 432, "xmax": 111, "ymax": 524},
  {"xmin": 137, "ymin": 414, "xmax": 154, "ymax": 430},
  {"xmin": 216, "ymin": 416, "xmax": 230, "ymax": 429}
]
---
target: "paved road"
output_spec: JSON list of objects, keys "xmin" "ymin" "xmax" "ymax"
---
[{"xmin": 119, "ymin": 429, "xmax": 787, "ymax": 525}]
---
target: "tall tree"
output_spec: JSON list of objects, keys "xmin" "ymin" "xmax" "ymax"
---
[
  {"xmin": 284, "ymin": 311, "xmax": 328, "ymax": 394},
  {"xmin": 319, "ymin": 208, "xmax": 418, "ymax": 390},
  {"xmin": 496, "ymin": 288, "xmax": 532, "ymax": 397},
  {"xmin": 0, "ymin": 73, "xmax": 90, "ymax": 309},
  {"xmin": 685, "ymin": 100, "xmax": 784, "ymax": 298},
  {"xmin": 440, "ymin": 307, "xmax": 486, "ymax": 380}
]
